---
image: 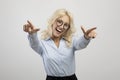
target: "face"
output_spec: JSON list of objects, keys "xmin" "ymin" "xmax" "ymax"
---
[{"xmin": 52, "ymin": 15, "xmax": 70, "ymax": 39}]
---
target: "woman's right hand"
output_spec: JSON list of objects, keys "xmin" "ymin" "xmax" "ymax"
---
[{"xmin": 23, "ymin": 20, "xmax": 40, "ymax": 34}]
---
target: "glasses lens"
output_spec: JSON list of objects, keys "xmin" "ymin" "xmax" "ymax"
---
[
  {"xmin": 56, "ymin": 19, "xmax": 63, "ymax": 26},
  {"xmin": 64, "ymin": 24, "xmax": 70, "ymax": 29}
]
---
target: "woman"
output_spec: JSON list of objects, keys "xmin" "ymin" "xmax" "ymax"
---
[{"xmin": 23, "ymin": 9, "xmax": 96, "ymax": 80}]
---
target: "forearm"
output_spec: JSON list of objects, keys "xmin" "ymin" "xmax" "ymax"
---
[
  {"xmin": 28, "ymin": 32, "xmax": 43, "ymax": 55},
  {"xmin": 28, "ymin": 33, "xmax": 39, "ymax": 47},
  {"xmin": 73, "ymin": 35, "xmax": 90, "ymax": 50}
]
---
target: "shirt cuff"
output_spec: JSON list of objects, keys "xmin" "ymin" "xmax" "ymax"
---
[
  {"xmin": 28, "ymin": 32, "xmax": 37, "ymax": 38},
  {"xmin": 82, "ymin": 35, "xmax": 91, "ymax": 42}
]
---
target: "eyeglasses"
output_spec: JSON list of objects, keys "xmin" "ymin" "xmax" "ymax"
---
[{"xmin": 56, "ymin": 19, "xmax": 70, "ymax": 30}]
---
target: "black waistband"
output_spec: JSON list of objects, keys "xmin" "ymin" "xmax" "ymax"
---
[{"xmin": 46, "ymin": 74, "xmax": 77, "ymax": 80}]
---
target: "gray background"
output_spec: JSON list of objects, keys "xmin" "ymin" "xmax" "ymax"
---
[{"xmin": 0, "ymin": 0, "xmax": 120, "ymax": 80}]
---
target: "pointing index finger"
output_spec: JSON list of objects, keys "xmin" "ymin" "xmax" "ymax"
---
[
  {"xmin": 27, "ymin": 20, "xmax": 34, "ymax": 29},
  {"xmin": 87, "ymin": 27, "xmax": 97, "ymax": 33}
]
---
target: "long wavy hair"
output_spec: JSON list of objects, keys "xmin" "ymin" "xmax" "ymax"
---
[{"xmin": 41, "ymin": 9, "xmax": 76, "ymax": 47}]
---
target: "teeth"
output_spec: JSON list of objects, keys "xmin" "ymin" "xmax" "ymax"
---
[{"xmin": 56, "ymin": 28, "xmax": 62, "ymax": 32}]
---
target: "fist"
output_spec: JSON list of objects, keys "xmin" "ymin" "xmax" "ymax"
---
[
  {"xmin": 23, "ymin": 20, "xmax": 40, "ymax": 34},
  {"xmin": 81, "ymin": 26, "xmax": 97, "ymax": 40}
]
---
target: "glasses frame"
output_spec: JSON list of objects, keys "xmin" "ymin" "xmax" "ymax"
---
[{"xmin": 55, "ymin": 19, "xmax": 70, "ymax": 30}]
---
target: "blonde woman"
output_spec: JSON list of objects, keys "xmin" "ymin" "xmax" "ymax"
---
[{"xmin": 23, "ymin": 9, "xmax": 97, "ymax": 80}]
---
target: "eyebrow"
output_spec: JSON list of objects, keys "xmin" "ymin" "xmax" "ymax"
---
[{"xmin": 57, "ymin": 19, "xmax": 69, "ymax": 24}]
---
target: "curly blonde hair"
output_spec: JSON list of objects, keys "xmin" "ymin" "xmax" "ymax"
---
[{"xmin": 41, "ymin": 9, "xmax": 76, "ymax": 47}]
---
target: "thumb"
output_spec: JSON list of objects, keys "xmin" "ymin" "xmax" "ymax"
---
[
  {"xmin": 32, "ymin": 28, "xmax": 40, "ymax": 33},
  {"xmin": 30, "ymin": 28, "xmax": 40, "ymax": 34},
  {"xmin": 35, "ymin": 28, "xmax": 40, "ymax": 32}
]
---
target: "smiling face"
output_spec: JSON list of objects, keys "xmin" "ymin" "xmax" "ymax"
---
[{"xmin": 52, "ymin": 15, "xmax": 70, "ymax": 39}]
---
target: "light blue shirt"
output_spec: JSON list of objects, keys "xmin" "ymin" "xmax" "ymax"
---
[{"xmin": 28, "ymin": 33, "xmax": 90, "ymax": 76}]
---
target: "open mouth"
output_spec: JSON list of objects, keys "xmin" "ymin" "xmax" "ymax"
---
[{"xmin": 56, "ymin": 28, "xmax": 63, "ymax": 33}]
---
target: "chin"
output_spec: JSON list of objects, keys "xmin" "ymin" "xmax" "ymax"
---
[
  {"xmin": 55, "ymin": 35, "xmax": 61, "ymax": 38},
  {"xmin": 54, "ymin": 34, "xmax": 62, "ymax": 38}
]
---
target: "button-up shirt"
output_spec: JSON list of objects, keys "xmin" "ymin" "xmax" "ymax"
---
[{"xmin": 28, "ymin": 33, "xmax": 90, "ymax": 76}]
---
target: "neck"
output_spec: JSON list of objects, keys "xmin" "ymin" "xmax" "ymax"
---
[
  {"xmin": 51, "ymin": 36, "xmax": 62, "ymax": 48},
  {"xmin": 51, "ymin": 36, "xmax": 61, "ymax": 42}
]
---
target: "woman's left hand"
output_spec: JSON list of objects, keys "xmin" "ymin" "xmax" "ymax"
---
[{"xmin": 81, "ymin": 26, "xmax": 97, "ymax": 40}]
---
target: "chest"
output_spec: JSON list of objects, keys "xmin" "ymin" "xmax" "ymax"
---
[{"xmin": 42, "ymin": 40, "xmax": 74, "ymax": 60}]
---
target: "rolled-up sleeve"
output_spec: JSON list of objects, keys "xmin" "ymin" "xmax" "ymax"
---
[
  {"xmin": 28, "ymin": 33, "xmax": 43, "ymax": 55},
  {"xmin": 73, "ymin": 35, "xmax": 90, "ymax": 50}
]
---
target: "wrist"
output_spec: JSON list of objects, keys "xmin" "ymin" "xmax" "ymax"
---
[{"xmin": 84, "ymin": 35, "xmax": 90, "ymax": 40}]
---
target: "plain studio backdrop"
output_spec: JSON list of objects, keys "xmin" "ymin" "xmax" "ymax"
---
[{"xmin": 0, "ymin": 0, "xmax": 120, "ymax": 80}]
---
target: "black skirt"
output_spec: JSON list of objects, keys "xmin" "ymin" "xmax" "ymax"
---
[{"xmin": 46, "ymin": 74, "xmax": 78, "ymax": 80}]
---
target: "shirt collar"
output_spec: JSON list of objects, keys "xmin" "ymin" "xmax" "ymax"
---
[{"xmin": 45, "ymin": 36, "xmax": 66, "ymax": 41}]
